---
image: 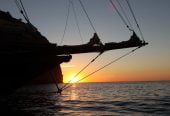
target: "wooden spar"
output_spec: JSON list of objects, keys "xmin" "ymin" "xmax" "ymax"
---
[
  {"xmin": 0, "ymin": 37, "xmax": 148, "ymax": 55},
  {"xmin": 54, "ymin": 39, "xmax": 148, "ymax": 55}
]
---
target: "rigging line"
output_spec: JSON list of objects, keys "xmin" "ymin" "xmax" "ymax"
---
[
  {"xmin": 116, "ymin": 0, "xmax": 133, "ymax": 30},
  {"xmin": 19, "ymin": 0, "xmax": 30, "ymax": 22},
  {"xmin": 125, "ymin": 0, "xmax": 145, "ymax": 41},
  {"xmin": 60, "ymin": 0, "xmax": 71, "ymax": 45},
  {"xmin": 61, "ymin": 52, "xmax": 104, "ymax": 90},
  {"xmin": 62, "ymin": 46, "xmax": 142, "ymax": 90},
  {"xmin": 70, "ymin": 0, "xmax": 84, "ymax": 44},
  {"xmin": 50, "ymin": 71, "xmax": 60, "ymax": 90},
  {"xmin": 78, "ymin": 0, "xmax": 97, "ymax": 33},
  {"xmin": 14, "ymin": 0, "xmax": 22, "ymax": 12},
  {"xmin": 50, "ymin": 71, "xmax": 63, "ymax": 94},
  {"xmin": 14, "ymin": 0, "xmax": 29, "ymax": 23},
  {"xmin": 109, "ymin": 0, "xmax": 131, "ymax": 31}
]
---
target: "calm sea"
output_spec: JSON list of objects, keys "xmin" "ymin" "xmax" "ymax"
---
[{"xmin": 3, "ymin": 81, "xmax": 170, "ymax": 116}]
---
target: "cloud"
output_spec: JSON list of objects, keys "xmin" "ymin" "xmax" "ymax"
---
[{"xmin": 61, "ymin": 64, "xmax": 75, "ymax": 68}]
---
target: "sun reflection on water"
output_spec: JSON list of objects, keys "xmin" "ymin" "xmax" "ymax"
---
[{"xmin": 69, "ymin": 84, "xmax": 79, "ymax": 100}]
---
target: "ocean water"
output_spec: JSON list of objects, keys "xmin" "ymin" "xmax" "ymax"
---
[{"xmin": 3, "ymin": 81, "xmax": 170, "ymax": 116}]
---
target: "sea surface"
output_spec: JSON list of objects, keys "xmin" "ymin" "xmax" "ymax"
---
[{"xmin": 3, "ymin": 81, "xmax": 170, "ymax": 116}]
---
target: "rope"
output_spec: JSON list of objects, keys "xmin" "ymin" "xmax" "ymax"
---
[
  {"xmin": 70, "ymin": 0, "xmax": 84, "ymax": 44},
  {"xmin": 19, "ymin": 0, "xmax": 30, "ymax": 22},
  {"xmin": 62, "ymin": 46, "xmax": 142, "ymax": 90},
  {"xmin": 116, "ymin": 0, "xmax": 133, "ymax": 30},
  {"xmin": 78, "ymin": 0, "xmax": 97, "ymax": 33},
  {"xmin": 14, "ymin": 0, "xmax": 30, "ymax": 23},
  {"xmin": 50, "ymin": 71, "xmax": 59, "ymax": 90},
  {"xmin": 50, "ymin": 71, "xmax": 62, "ymax": 94},
  {"xmin": 60, "ymin": 1, "xmax": 71, "ymax": 45},
  {"xmin": 61, "ymin": 51, "xmax": 104, "ymax": 90},
  {"xmin": 125, "ymin": 0, "xmax": 145, "ymax": 42},
  {"xmin": 109, "ymin": 0, "xmax": 132, "ymax": 31},
  {"xmin": 61, "ymin": 0, "xmax": 104, "ymax": 89},
  {"xmin": 14, "ymin": 0, "xmax": 22, "ymax": 13}
]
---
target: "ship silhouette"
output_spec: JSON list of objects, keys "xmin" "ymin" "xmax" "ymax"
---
[{"xmin": 0, "ymin": 10, "xmax": 147, "ymax": 95}]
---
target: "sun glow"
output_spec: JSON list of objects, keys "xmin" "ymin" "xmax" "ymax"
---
[
  {"xmin": 70, "ymin": 76, "xmax": 79, "ymax": 83},
  {"xmin": 64, "ymin": 73, "xmax": 84, "ymax": 83}
]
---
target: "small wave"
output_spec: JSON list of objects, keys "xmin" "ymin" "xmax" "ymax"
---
[{"xmin": 2, "ymin": 82, "xmax": 170, "ymax": 115}]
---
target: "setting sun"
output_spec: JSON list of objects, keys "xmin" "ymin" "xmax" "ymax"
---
[
  {"xmin": 70, "ymin": 76, "xmax": 79, "ymax": 83},
  {"xmin": 63, "ymin": 73, "xmax": 84, "ymax": 83}
]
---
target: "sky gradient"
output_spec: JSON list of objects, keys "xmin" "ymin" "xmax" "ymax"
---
[{"xmin": 1, "ymin": 0, "xmax": 170, "ymax": 82}]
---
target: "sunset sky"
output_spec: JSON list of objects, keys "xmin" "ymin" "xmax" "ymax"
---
[{"xmin": 1, "ymin": 0, "xmax": 170, "ymax": 82}]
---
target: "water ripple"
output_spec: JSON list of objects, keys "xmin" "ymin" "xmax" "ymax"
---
[{"xmin": 1, "ymin": 81, "xmax": 170, "ymax": 115}]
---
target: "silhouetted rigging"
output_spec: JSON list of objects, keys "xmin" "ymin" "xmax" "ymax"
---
[
  {"xmin": 59, "ymin": 0, "xmax": 105, "ymax": 91},
  {"xmin": 110, "ymin": 0, "xmax": 132, "ymax": 31},
  {"xmin": 0, "ymin": 0, "xmax": 148, "ymax": 95},
  {"xmin": 62, "ymin": 46, "xmax": 142, "ymax": 90},
  {"xmin": 116, "ymin": 0, "xmax": 134, "ymax": 30},
  {"xmin": 70, "ymin": 0, "xmax": 84, "ymax": 44},
  {"xmin": 61, "ymin": 0, "xmax": 148, "ymax": 92},
  {"xmin": 60, "ymin": 0, "xmax": 71, "ymax": 45},
  {"xmin": 14, "ymin": 0, "xmax": 30, "ymax": 24},
  {"xmin": 125, "ymin": 0, "xmax": 145, "ymax": 42}
]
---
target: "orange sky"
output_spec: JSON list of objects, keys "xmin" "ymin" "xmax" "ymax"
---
[
  {"xmin": 62, "ymin": 67, "xmax": 170, "ymax": 83},
  {"xmin": 61, "ymin": 52, "xmax": 170, "ymax": 83}
]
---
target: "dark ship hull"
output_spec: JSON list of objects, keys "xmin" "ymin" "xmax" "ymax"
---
[
  {"xmin": 0, "ymin": 10, "xmax": 147, "ymax": 95},
  {"xmin": 1, "ymin": 50, "xmax": 71, "ymax": 95},
  {"xmin": 0, "ymin": 11, "xmax": 72, "ymax": 95}
]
